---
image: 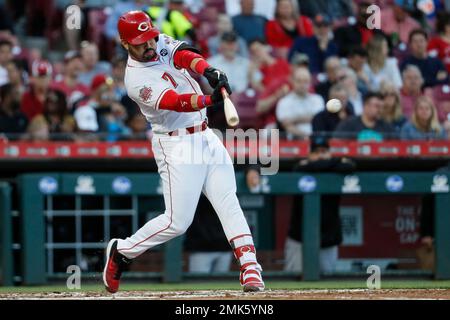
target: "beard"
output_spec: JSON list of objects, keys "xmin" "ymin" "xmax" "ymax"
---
[{"xmin": 142, "ymin": 48, "xmax": 157, "ymax": 62}]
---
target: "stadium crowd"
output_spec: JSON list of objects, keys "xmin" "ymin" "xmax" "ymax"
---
[{"xmin": 0, "ymin": 0, "xmax": 450, "ymax": 142}]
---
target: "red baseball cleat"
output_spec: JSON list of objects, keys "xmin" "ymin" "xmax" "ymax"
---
[
  {"xmin": 241, "ymin": 265, "xmax": 265, "ymax": 292},
  {"xmin": 103, "ymin": 239, "xmax": 131, "ymax": 293}
]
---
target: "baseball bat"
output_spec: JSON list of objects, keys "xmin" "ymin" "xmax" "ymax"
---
[{"xmin": 221, "ymin": 88, "xmax": 240, "ymax": 127}]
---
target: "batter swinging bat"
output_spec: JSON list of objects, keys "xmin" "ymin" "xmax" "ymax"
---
[{"xmin": 221, "ymin": 87, "xmax": 240, "ymax": 127}]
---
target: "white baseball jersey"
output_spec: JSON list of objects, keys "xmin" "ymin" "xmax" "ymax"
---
[{"xmin": 124, "ymin": 34, "xmax": 207, "ymax": 133}]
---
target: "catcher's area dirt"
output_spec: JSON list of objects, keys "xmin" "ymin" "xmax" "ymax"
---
[{"xmin": 1, "ymin": 289, "xmax": 450, "ymax": 300}]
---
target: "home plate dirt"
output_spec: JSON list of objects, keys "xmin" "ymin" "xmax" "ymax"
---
[{"xmin": 1, "ymin": 289, "xmax": 450, "ymax": 300}]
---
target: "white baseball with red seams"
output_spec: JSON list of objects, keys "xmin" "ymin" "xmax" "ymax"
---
[{"xmin": 115, "ymin": 33, "xmax": 263, "ymax": 290}]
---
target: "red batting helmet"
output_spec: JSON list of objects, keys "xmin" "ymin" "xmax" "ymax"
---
[{"xmin": 118, "ymin": 11, "xmax": 160, "ymax": 45}]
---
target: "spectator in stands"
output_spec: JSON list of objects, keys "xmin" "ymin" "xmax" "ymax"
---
[
  {"xmin": 21, "ymin": 60, "xmax": 52, "ymax": 121},
  {"xmin": 334, "ymin": 92, "xmax": 395, "ymax": 141},
  {"xmin": 78, "ymin": 41, "xmax": 112, "ymax": 87},
  {"xmin": 0, "ymin": 83, "xmax": 28, "ymax": 138},
  {"xmin": 146, "ymin": 0, "xmax": 197, "ymax": 43},
  {"xmin": 380, "ymin": 81, "xmax": 407, "ymax": 132},
  {"xmin": 254, "ymin": 54, "xmax": 308, "ymax": 129},
  {"xmin": 232, "ymin": 0, "xmax": 268, "ymax": 44},
  {"xmin": 125, "ymin": 111, "xmax": 149, "ymax": 140},
  {"xmin": 285, "ymin": 135, "xmax": 354, "ymax": 274},
  {"xmin": 226, "ymin": 0, "xmax": 276, "ymax": 20},
  {"xmin": 346, "ymin": 46, "xmax": 370, "ymax": 94},
  {"xmin": 51, "ymin": 50, "xmax": 90, "ymax": 111},
  {"xmin": 25, "ymin": 113, "xmax": 49, "ymax": 141},
  {"xmin": 315, "ymin": 56, "xmax": 343, "ymax": 101},
  {"xmin": 111, "ymin": 55, "xmax": 127, "ymax": 101},
  {"xmin": 276, "ymin": 68, "xmax": 324, "ymax": 139},
  {"xmin": 288, "ymin": 14, "xmax": 338, "ymax": 74},
  {"xmin": 445, "ymin": 116, "xmax": 450, "ymax": 140},
  {"xmin": 0, "ymin": 4, "xmax": 15, "ymax": 34},
  {"xmin": 265, "ymin": 0, "xmax": 313, "ymax": 59},
  {"xmin": 401, "ymin": 29, "xmax": 448, "ymax": 88},
  {"xmin": 110, "ymin": 55, "xmax": 141, "ymax": 122},
  {"xmin": 380, "ymin": 0, "xmax": 421, "ymax": 47},
  {"xmin": 296, "ymin": 0, "xmax": 354, "ymax": 22},
  {"xmin": 207, "ymin": 14, "xmax": 248, "ymax": 58},
  {"xmin": 74, "ymin": 74, "xmax": 129, "ymax": 141},
  {"xmin": 0, "ymin": 40, "xmax": 13, "ymax": 86},
  {"xmin": 363, "ymin": 34, "xmax": 402, "ymax": 91},
  {"xmin": 339, "ymin": 67, "xmax": 364, "ymax": 116},
  {"xmin": 428, "ymin": 12, "xmax": 450, "ymax": 73},
  {"xmin": 248, "ymin": 38, "xmax": 291, "ymax": 91},
  {"xmin": 63, "ymin": 1, "xmax": 122, "ymax": 50},
  {"xmin": 312, "ymin": 83, "xmax": 355, "ymax": 138},
  {"xmin": 400, "ymin": 96, "xmax": 446, "ymax": 140},
  {"xmin": 334, "ymin": 1, "xmax": 385, "ymax": 57},
  {"xmin": 5, "ymin": 60, "xmax": 26, "ymax": 97},
  {"xmin": 104, "ymin": 0, "xmax": 148, "ymax": 43},
  {"xmin": 400, "ymin": 64, "xmax": 432, "ymax": 119},
  {"xmin": 206, "ymin": 32, "xmax": 251, "ymax": 94},
  {"xmin": 27, "ymin": 89, "xmax": 76, "ymax": 141}
]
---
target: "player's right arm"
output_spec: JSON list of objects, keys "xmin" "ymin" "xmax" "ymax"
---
[
  {"xmin": 158, "ymin": 86, "xmax": 224, "ymax": 112},
  {"xmin": 129, "ymin": 79, "xmax": 226, "ymax": 113}
]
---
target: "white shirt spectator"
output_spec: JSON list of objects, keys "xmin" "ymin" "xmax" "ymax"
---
[
  {"xmin": 276, "ymin": 92, "xmax": 324, "ymax": 137},
  {"xmin": 363, "ymin": 58, "xmax": 402, "ymax": 91},
  {"xmin": 207, "ymin": 54, "xmax": 250, "ymax": 94}
]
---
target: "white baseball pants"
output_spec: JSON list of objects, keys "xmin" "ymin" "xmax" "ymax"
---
[{"xmin": 117, "ymin": 128, "xmax": 254, "ymax": 259}]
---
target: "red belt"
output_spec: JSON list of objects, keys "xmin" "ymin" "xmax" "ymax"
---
[{"xmin": 168, "ymin": 121, "xmax": 208, "ymax": 136}]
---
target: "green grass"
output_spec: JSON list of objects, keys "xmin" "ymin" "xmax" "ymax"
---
[{"xmin": 2, "ymin": 280, "xmax": 450, "ymax": 294}]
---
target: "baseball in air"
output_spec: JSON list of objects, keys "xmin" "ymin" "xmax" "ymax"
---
[{"xmin": 326, "ymin": 99, "xmax": 342, "ymax": 113}]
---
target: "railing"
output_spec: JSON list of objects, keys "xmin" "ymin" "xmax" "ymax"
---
[{"xmin": 0, "ymin": 140, "xmax": 449, "ymax": 160}]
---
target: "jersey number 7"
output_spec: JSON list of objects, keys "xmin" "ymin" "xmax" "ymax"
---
[{"xmin": 162, "ymin": 72, "xmax": 178, "ymax": 88}]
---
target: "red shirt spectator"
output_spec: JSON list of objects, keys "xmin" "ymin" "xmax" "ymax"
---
[
  {"xmin": 428, "ymin": 37, "xmax": 450, "ymax": 73},
  {"xmin": 427, "ymin": 12, "xmax": 450, "ymax": 73},
  {"xmin": 50, "ymin": 50, "xmax": 90, "ymax": 110},
  {"xmin": 260, "ymin": 58, "xmax": 291, "ymax": 88},
  {"xmin": 265, "ymin": 0, "xmax": 313, "ymax": 57},
  {"xmin": 257, "ymin": 78, "xmax": 291, "ymax": 128},
  {"xmin": 249, "ymin": 39, "xmax": 291, "ymax": 92},
  {"xmin": 21, "ymin": 60, "xmax": 53, "ymax": 120}
]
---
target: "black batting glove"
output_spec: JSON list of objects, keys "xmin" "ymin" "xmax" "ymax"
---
[
  {"xmin": 211, "ymin": 80, "xmax": 232, "ymax": 104},
  {"xmin": 203, "ymin": 67, "xmax": 229, "ymax": 90}
]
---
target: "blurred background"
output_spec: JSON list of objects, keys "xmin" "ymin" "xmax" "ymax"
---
[{"xmin": 1, "ymin": 0, "xmax": 450, "ymax": 287}]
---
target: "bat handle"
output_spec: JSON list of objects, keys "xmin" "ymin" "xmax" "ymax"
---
[{"xmin": 221, "ymin": 87, "xmax": 229, "ymax": 99}]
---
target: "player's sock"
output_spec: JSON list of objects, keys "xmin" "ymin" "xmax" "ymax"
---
[{"xmin": 230, "ymin": 234, "xmax": 265, "ymax": 291}]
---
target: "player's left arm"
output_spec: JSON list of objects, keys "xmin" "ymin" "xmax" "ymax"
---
[
  {"xmin": 173, "ymin": 44, "xmax": 232, "ymax": 94},
  {"xmin": 173, "ymin": 44, "xmax": 210, "ymax": 74}
]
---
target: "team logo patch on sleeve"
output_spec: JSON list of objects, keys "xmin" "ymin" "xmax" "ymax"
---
[
  {"xmin": 160, "ymin": 49, "xmax": 168, "ymax": 56},
  {"xmin": 139, "ymin": 86, "xmax": 153, "ymax": 102}
]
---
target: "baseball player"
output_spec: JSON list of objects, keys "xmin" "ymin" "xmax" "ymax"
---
[{"xmin": 103, "ymin": 11, "xmax": 264, "ymax": 293}]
